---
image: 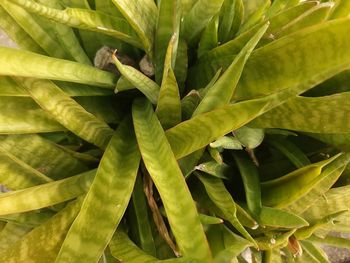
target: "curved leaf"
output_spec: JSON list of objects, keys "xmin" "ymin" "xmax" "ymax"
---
[
  {"xmin": 18, "ymin": 78, "xmax": 114, "ymax": 149},
  {"xmin": 10, "ymin": 0, "xmax": 142, "ymax": 49},
  {"xmin": 251, "ymin": 93, "xmax": 350, "ymax": 133},
  {"xmin": 0, "ymin": 47, "xmax": 116, "ymax": 87},
  {"xmin": 113, "ymin": 53, "xmax": 159, "ymax": 104},
  {"xmin": 56, "ymin": 118, "xmax": 140, "ymax": 263},
  {"xmin": 0, "ymin": 199, "xmax": 82, "ymax": 263},
  {"xmin": 132, "ymin": 99, "xmax": 211, "ymax": 261},
  {"xmin": 111, "ymin": 0, "xmax": 157, "ymax": 56},
  {"xmin": 0, "ymin": 170, "xmax": 95, "ymax": 215}
]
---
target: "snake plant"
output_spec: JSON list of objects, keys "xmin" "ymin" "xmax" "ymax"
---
[{"xmin": 1, "ymin": 0, "xmax": 350, "ymax": 262}]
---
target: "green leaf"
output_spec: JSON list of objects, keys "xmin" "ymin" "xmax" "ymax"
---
[
  {"xmin": 190, "ymin": 18, "xmax": 350, "ymax": 100},
  {"xmin": 0, "ymin": 47, "xmax": 116, "ymax": 87},
  {"xmin": 17, "ymin": 78, "xmax": 114, "ymax": 149},
  {"xmin": 234, "ymin": 126, "xmax": 264, "ymax": 149},
  {"xmin": 156, "ymin": 36, "xmax": 182, "ymax": 129},
  {"xmin": 111, "ymin": 0, "xmax": 157, "ymax": 56},
  {"xmin": 267, "ymin": 138, "xmax": 310, "ymax": 168},
  {"xmin": 10, "ymin": 0, "xmax": 142, "ymax": 49},
  {"xmin": 238, "ymin": 0, "xmax": 269, "ymax": 34},
  {"xmin": 214, "ymin": 228, "xmax": 252, "ymax": 263},
  {"xmin": 56, "ymin": 117, "xmax": 140, "ymax": 263},
  {"xmin": 295, "ymin": 210, "xmax": 348, "ymax": 240},
  {"xmin": 154, "ymin": 0, "xmax": 180, "ymax": 83},
  {"xmin": 233, "ymin": 152, "xmax": 262, "ymax": 217},
  {"xmin": 195, "ymin": 161, "xmax": 231, "ymax": 180},
  {"xmin": 129, "ymin": 175, "xmax": 156, "ymax": 255},
  {"xmin": 198, "ymin": 15, "xmax": 219, "ymax": 58},
  {"xmin": 329, "ymin": 0, "xmax": 350, "ymax": 19},
  {"xmin": 0, "ymin": 170, "xmax": 95, "ymax": 215},
  {"xmin": 132, "ymin": 99, "xmax": 211, "ymax": 261},
  {"xmin": 307, "ymin": 235, "xmax": 350, "ymax": 250},
  {"xmin": 251, "ymin": 93, "xmax": 350, "ymax": 133},
  {"xmin": 0, "ymin": 146, "xmax": 52, "ymax": 190},
  {"xmin": 0, "ymin": 198, "xmax": 83, "ymax": 263},
  {"xmin": 193, "ymin": 22, "xmax": 269, "ymax": 116},
  {"xmin": 34, "ymin": 0, "xmax": 92, "ymax": 65},
  {"xmin": 302, "ymin": 185, "xmax": 350, "ymax": 221},
  {"xmin": 109, "ymin": 231, "xmax": 158, "ymax": 263},
  {"xmin": 0, "ymin": 134, "xmax": 88, "ymax": 180},
  {"xmin": 182, "ymin": 0, "xmax": 225, "ymax": 45},
  {"xmin": 0, "ymin": 223, "xmax": 31, "ymax": 253},
  {"xmin": 218, "ymin": 0, "xmax": 244, "ymax": 43},
  {"xmin": 166, "ymin": 90, "xmax": 292, "ymax": 160},
  {"xmin": 261, "ymin": 153, "xmax": 350, "ymax": 209},
  {"xmin": 0, "ymin": 6, "xmax": 44, "ymax": 53},
  {"xmin": 196, "ymin": 172, "xmax": 257, "ymax": 247},
  {"xmin": 0, "ymin": 97, "xmax": 64, "ymax": 134},
  {"xmin": 272, "ymin": 3, "xmax": 333, "ymax": 40},
  {"xmin": 112, "ymin": 53, "xmax": 159, "ymax": 104},
  {"xmin": 256, "ymin": 229, "xmax": 296, "ymax": 251},
  {"xmin": 258, "ymin": 206, "xmax": 309, "ymax": 228},
  {"xmin": 0, "ymin": 0, "xmax": 67, "ymax": 58},
  {"xmin": 0, "ymin": 210, "xmax": 54, "ymax": 228},
  {"xmin": 210, "ymin": 136, "xmax": 243, "ymax": 150},
  {"xmin": 301, "ymin": 241, "xmax": 329, "ymax": 263}
]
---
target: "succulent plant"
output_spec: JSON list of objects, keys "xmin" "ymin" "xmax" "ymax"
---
[{"xmin": 1, "ymin": 0, "xmax": 350, "ymax": 262}]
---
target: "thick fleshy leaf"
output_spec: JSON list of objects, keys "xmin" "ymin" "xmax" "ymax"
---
[
  {"xmin": 0, "ymin": 147, "xmax": 52, "ymax": 190},
  {"xmin": 154, "ymin": 0, "xmax": 180, "ymax": 83},
  {"xmin": 0, "ymin": 170, "xmax": 95, "ymax": 215},
  {"xmin": 189, "ymin": 18, "xmax": 350, "ymax": 100},
  {"xmin": 261, "ymin": 153, "xmax": 350, "ymax": 209},
  {"xmin": 267, "ymin": 138, "xmax": 310, "ymax": 168},
  {"xmin": 0, "ymin": 210, "xmax": 54, "ymax": 227},
  {"xmin": 251, "ymin": 93, "xmax": 350, "ymax": 133},
  {"xmin": 17, "ymin": 78, "xmax": 114, "ymax": 149},
  {"xmin": 198, "ymin": 15, "xmax": 219, "ymax": 58},
  {"xmin": 129, "ymin": 175, "xmax": 156, "ymax": 255},
  {"xmin": 182, "ymin": 0, "xmax": 225, "ymax": 45},
  {"xmin": 112, "ymin": 53, "xmax": 159, "ymax": 104},
  {"xmin": 0, "ymin": 97, "xmax": 64, "ymax": 134},
  {"xmin": 238, "ymin": 0, "xmax": 269, "ymax": 34},
  {"xmin": 301, "ymin": 241, "xmax": 329, "ymax": 263},
  {"xmin": 233, "ymin": 152, "xmax": 262, "ymax": 217},
  {"xmin": 256, "ymin": 229, "xmax": 296, "ymax": 251},
  {"xmin": 329, "ymin": 0, "xmax": 350, "ymax": 19},
  {"xmin": 166, "ymin": 90, "xmax": 293, "ymax": 160},
  {"xmin": 132, "ymin": 99, "xmax": 211, "ymax": 261},
  {"xmin": 258, "ymin": 206, "xmax": 308, "ymax": 228},
  {"xmin": 156, "ymin": 36, "xmax": 181, "ymax": 129},
  {"xmin": 195, "ymin": 161, "xmax": 231, "ymax": 180},
  {"xmin": 196, "ymin": 172, "xmax": 257, "ymax": 246},
  {"xmin": 0, "ymin": 6, "xmax": 44, "ymax": 53},
  {"xmin": 0, "ymin": 223, "xmax": 32, "ymax": 253},
  {"xmin": 193, "ymin": 22, "xmax": 268, "ymax": 116},
  {"xmin": 34, "ymin": 0, "xmax": 92, "ymax": 64},
  {"xmin": 109, "ymin": 231, "xmax": 158, "ymax": 263},
  {"xmin": 210, "ymin": 136, "xmax": 242, "ymax": 150},
  {"xmin": 111, "ymin": 0, "xmax": 157, "ymax": 55},
  {"xmin": 0, "ymin": 0, "xmax": 67, "ymax": 58},
  {"xmin": 302, "ymin": 185, "xmax": 350, "ymax": 221},
  {"xmin": 295, "ymin": 210, "xmax": 348, "ymax": 240},
  {"xmin": 10, "ymin": 0, "xmax": 142, "ymax": 49},
  {"xmin": 0, "ymin": 199, "xmax": 82, "ymax": 263},
  {"xmin": 0, "ymin": 47, "xmax": 116, "ymax": 87},
  {"xmin": 218, "ymin": 0, "xmax": 244, "ymax": 43},
  {"xmin": 234, "ymin": 126, "xmax": 264, "ymax": 149},
  {"xmin": 0, "ymin": 134, "xmax": 88, "ymax": 180},
  {"xmin": 272, "ymin": 3, "xmax": 333, "ymax": 39},
  {"xmin": 56, "ymin": 118, "xmax": 140, "ymax": 263}
]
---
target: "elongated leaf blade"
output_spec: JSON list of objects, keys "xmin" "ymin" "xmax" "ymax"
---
[
  {"xmin": 132, "ymin": 99, "xmax": 211, "ymax": 261},
  {"xmin": 18, "ymin": 78, "xmax": 114, "ymax": 149},
  {"xmin": 56, "ymin": 118, "xmax": 140, "ymax": 263},
  {"xmin": 0, "ymin": 47, "xmax": 116, "ymax": 87}
]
